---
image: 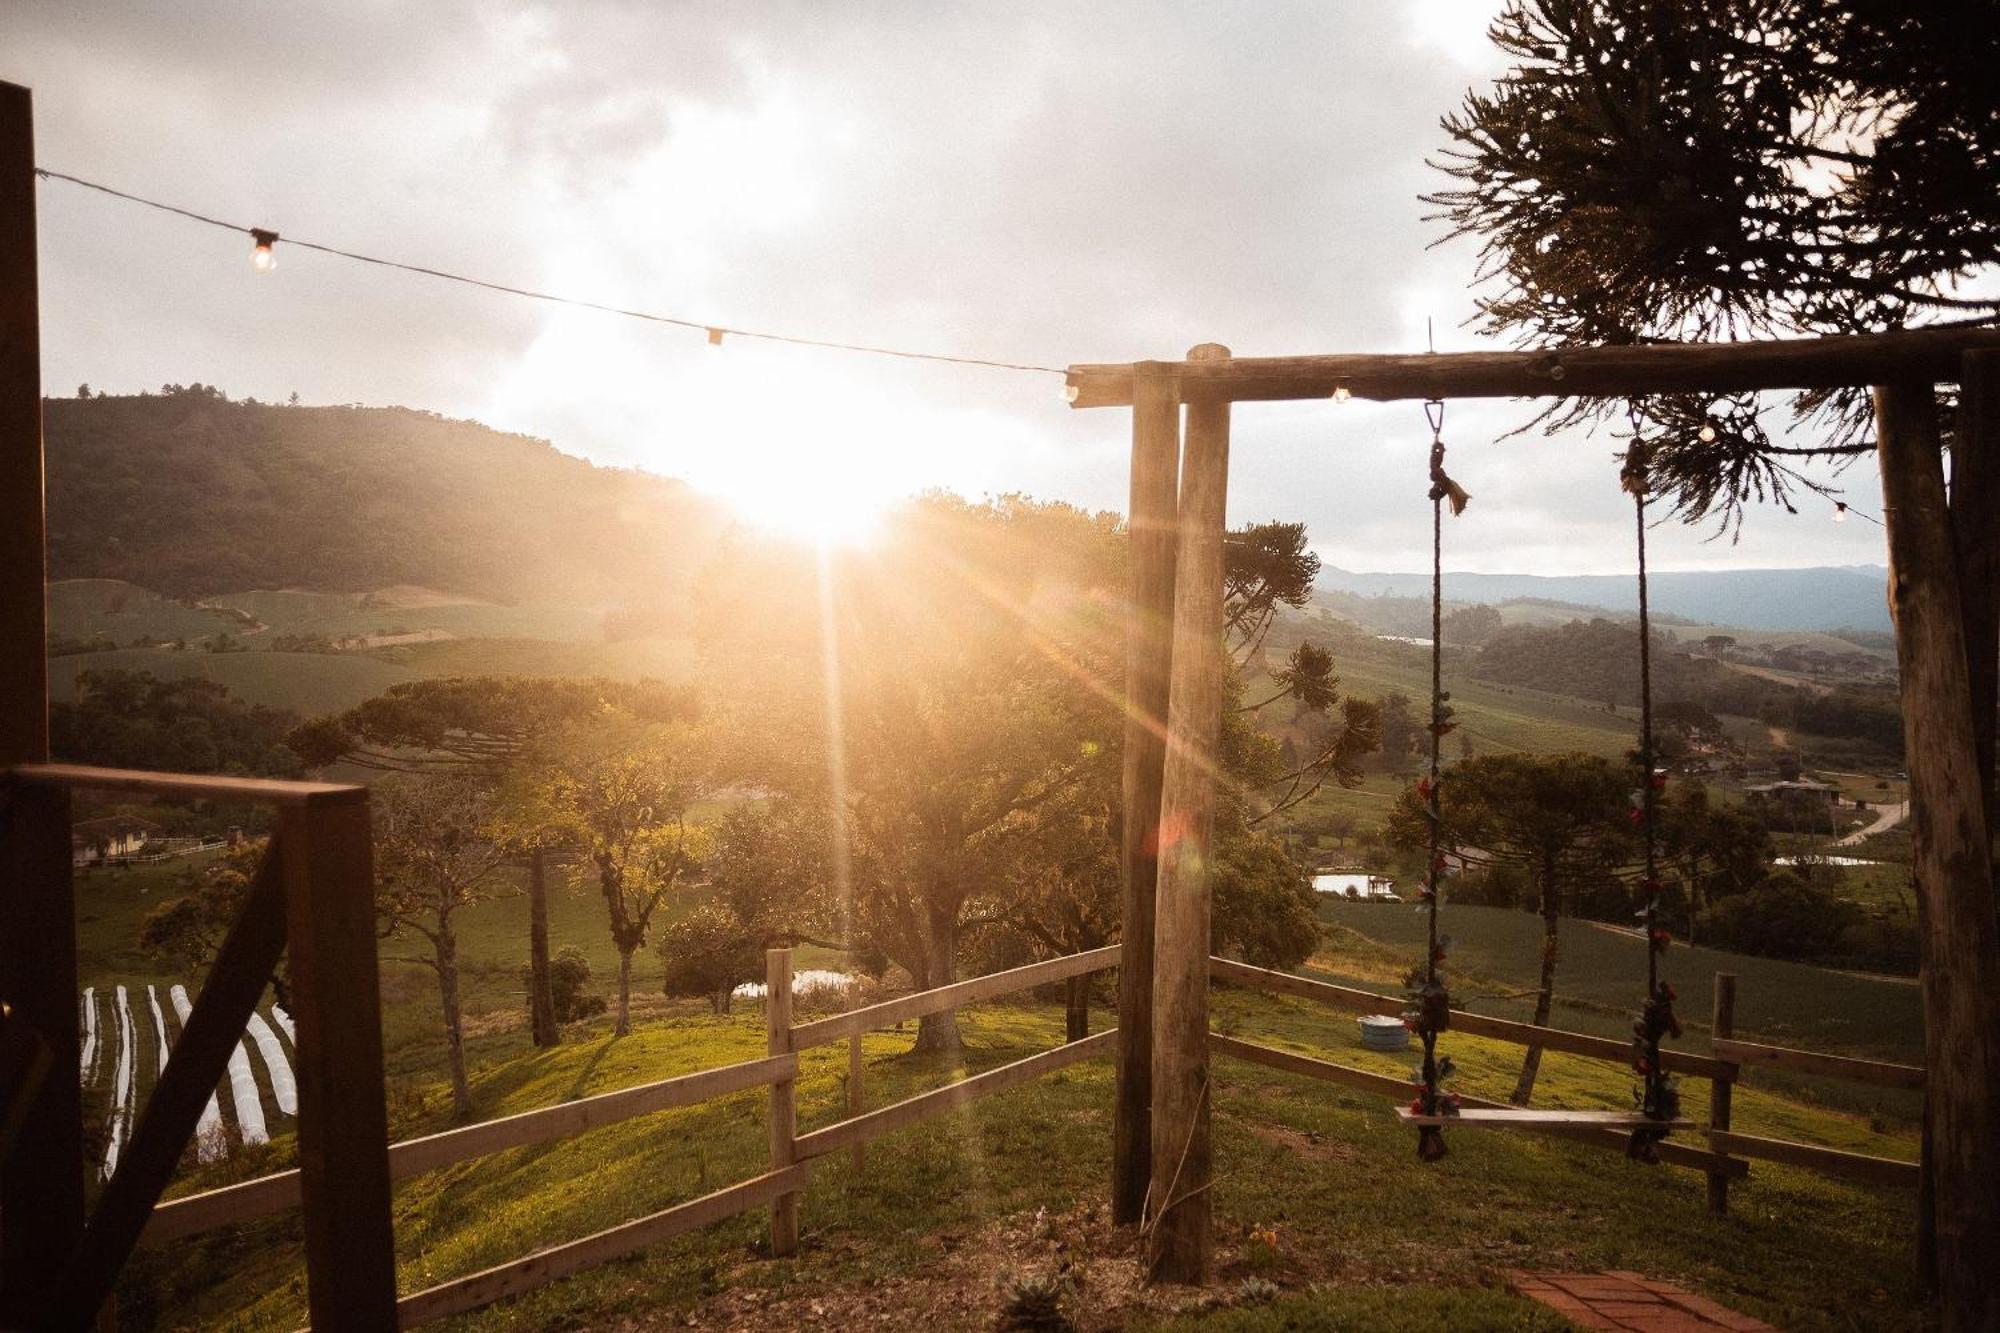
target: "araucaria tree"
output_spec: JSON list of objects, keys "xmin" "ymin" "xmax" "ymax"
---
[
  {"xmin": 373, "ymin": 776, "xmax": 509, "ymax": 1122},
  {"xmin": 507, "ymin": 720, "xmax": 714, "ymax": 1037},
  {"xmin": 1388, "ymin": 752, "xmax": 1632, "ymax": 1104},
  {"xmin": 1432, "ymin": 6, "xmax": 2000, "ymax": 1315}
]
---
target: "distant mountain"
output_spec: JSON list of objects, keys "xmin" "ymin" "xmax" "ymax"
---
[
  {"xmin": 45, "ymin": 388, "xmax": 730, "ymax": 605},
  {"xmin": 1318, "ymin": 563, "xmax": 1891, "ymax": 632}
]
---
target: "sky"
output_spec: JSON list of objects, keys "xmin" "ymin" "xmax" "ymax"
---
[{"xmin": 5, "ymin": 0, "xmax": 1897, "ymax": 575}]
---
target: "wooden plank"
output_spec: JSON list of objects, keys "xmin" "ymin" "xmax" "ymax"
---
[
  {"xmin": 1707, "ymin": 974, "xmax": 1737, "ymax": 1215},
  {"xmin": 1210, "ymin": 1035, "xmax": 1744, "ymax": 1177},
  {"xmin": 765, "ymin": 949, "xmax": 799, "ymax": 1257},
  {"xmin": 141, "ymin": 1053, "xmax": 796, "ymax": 1244},
  {"xmin": 1114, "ymin": 360, "xmax": 1180, "ymax": 1226},
  {"xmin": 1397, "ymin": 1108, "xmax": 1694, "ymax": 1129},
  {"xmin": 42, "ymin": 841, "xmax": 288, "ymax": 1327},
  {"xmin": 1709, "ymin": 1131, "xmax": 1918, "ymax": 1189},
  {"xmin": 847, "ymin": 1032, "xmax": 865, "ymax": 1173},
  {"xmin": 794, "ymin": 1030, "xmax": 1116, "ymax": 1160},
  {"xmin": 395, "ymin": 1164, "xmax": 814, "ymax": 1326},
  {"xmin": 279, "ymin": 796, "xmax": 398, "ymax": 1328},
  {"xmin": 0, "ymin": 786, "xmax": 82, "ymax": 1325},
  {"xmin": 1711, "ymin": 1037, "xmax": 1923, "ymax": 1092},
  {"xmin": 1211, "ymin": 957, "xmax": 1734, "ymax": 1081},
  {"xmin": 789, "ymin": 946, "xmax": 1120, "ymax": 1050},
  {"xmin": 1063, "ymin": 326, "xmax": 2000, "ymax": 408},
  {"xmin": 1874, "ymin": 380, "xmax": 2000, "ymax": 1322},
  {"xmin": 1148, "ymin": 343, "xmax": 1233, "ymax": 1285},
  {"xmin": 0, "ymin": 81, "xmax": 45, "ymax": 767},
  {"xmin": 10, "ymin": 762, "xmax": 362, "ymax": 806},
  {"xmin": 1957, "ymin": 350, "xmax": 2000, "ymax": 842}
]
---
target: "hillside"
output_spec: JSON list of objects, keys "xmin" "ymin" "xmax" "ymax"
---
[
  {"xmin": 45, "ymin": 388, "xmax": 730, "ymax": 605},
  {"xmin": 1319, "ymin": 564, "xmax": 1893, "ymax": 632}
]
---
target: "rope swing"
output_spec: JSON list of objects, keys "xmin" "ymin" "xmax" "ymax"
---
[
  {"xmin": 1408, "ymin": 397, "xmax": 1470, "ymax": 1161},
  {"xmin": 1622, "ymin": 403, "xmax": 1685, "ymax": 1163}
]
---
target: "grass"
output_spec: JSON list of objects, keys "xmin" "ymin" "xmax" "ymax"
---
[
  {"xmin": 204, "ymin": 589, "xmax": 604, "ymax": 644},
  {"xmin": 47, "ymin": 647, "xmax": 418, "ymax": 715},
  {"xmin": 367, "ymin": 634, "xmax": 701, "ymax": 683},
  {"xmin": 48, "ymin": 578, "xmax": 244, "ymax": 645}
]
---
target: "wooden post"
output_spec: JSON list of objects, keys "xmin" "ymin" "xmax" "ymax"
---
[
  {"xmin": 847, "ymin": 1031, "xmax": 865, "ymax": 1173},
  {"xmin": 1147, "ymin": 344, "xmax": 1230, "ymax": 1284},
  {"xmin": 766, "ymin": 949, "xmax": 799, "ymax": 1256},
  {"xmin": 1874, "ymin": 382, "xmax": 2000, "ymax": 1330},
  {"xmin": 1706, "ymin": 973, "xmax": 1736, "ymax": 1215},
  {"xmin": 278, "ymin": 795, "xmax": 399, "ymax": 1328},
  {"xmin": 1114, "ymin": 360, "xmax": 1179, "ymax": 1226},
  {"xmin": 1954, "ymin": 350, "xmax": 2000, "ymax": 842},
  {"xmin": 0, "ymin": 80, "xmax": 83, "ymax": 1329}
]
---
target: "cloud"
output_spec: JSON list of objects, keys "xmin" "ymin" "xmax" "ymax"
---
[{"xmin": 5, "ymin": 0, "xmax": 1892, "ymax": 575}]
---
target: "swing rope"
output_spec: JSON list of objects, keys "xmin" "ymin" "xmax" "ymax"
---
[
  {"xmin": 1411, "ymin": 397, "xmax": 1469, "ymax": 1160},
  {"xmin": 1623, "ymin": 403, "xmax": 1685, "ymax": 1162}
]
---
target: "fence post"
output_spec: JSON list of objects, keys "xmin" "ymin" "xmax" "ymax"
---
[
  {"xmin": 847, "ymin": 1031, "xmax": 865, "ymax": 1173},
  {"xmin": 766, "ymin": 948, "xmax": 799, "ymax": 1255},
  {"xmin": 280, "ymin": 794, "xmax": 398, "ymax": 1327},
  {"xmin": 1707, "ymin": 973, "xmax": 1736, "ymax": 1215}
]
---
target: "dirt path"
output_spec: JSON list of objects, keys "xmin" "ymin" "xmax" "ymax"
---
[{"xmin": 1835, "ymin": 800, "xmax": 1908, "ymax": 847}]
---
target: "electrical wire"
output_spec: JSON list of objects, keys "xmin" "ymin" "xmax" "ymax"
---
[{"xmin": 34, "ymin": 168, "xmax": 1067, "ymax": 378}]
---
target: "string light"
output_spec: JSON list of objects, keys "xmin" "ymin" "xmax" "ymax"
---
[
  {"xmin": 34, "ymin": 168, "xmax": 1066, "ymax": 378},
  {"xmin": 1061, "ymin": 383, "xmax": 1081, "ymax": 403},
  {"xmin": 1697, "ymin": 422, "xmax": 1717, "ymax": 443},
  {"xmin": 1833, "ymin": 501, "xmax": 1849, "ymax": 523},
  {"xmin": 1332, "ymin": 384, "xmax": 1353, "ymax": 403}
]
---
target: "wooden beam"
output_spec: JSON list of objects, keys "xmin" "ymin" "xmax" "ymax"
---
[
  {"xmin": 0, "ymin": 785, "xmax": 81, "ymax": 1325},
  {"xmin": 1875, "ymin": 381, "xmax": 2000, "ymax": 1329},
  {"xmin": 0, "ymin": 81, "xmax": 45, "ymax": 766},
  {"xmin": 1956, "ymin": 350, "xmax": 2000, "ymax": 842},
  {"xmin": 794, "ymin": 1030, "xmax": 1116, "ymax": 1160},
  {"xmin": 1708, "ymin": 1131, "xmax": 1917, "ymax": 1189},
  {"xmin": 1148, "ymin": 343, "xmax": 1232, "ymax": 1285},
  {"xmin": 789, "ymin": 946, "xmax": 1119, "ymax": 1050},
  {"xmin": 10, "ymin": 762, "xmax": 363, "ymax": 806},
  {"xmin": 1210, "ymin": 957, "xmax": 1733, "ymax": 1080},
  {"xmin": 43, "ymin": 842, "xmax": 288, "ymax": 1328},
  {"xmin": 1114, "ymin": 361, "xmax": 1179, "ymax": 1226},
  {"xmin": 0, "ymin": 79, "xmax": 76, "ymax": 1326},
  {"xmin": 1707, "ymin": 974, "xmax": 1736, "ymax": 1215},
  {"xmin": 395, "ymin": 1164, "xmax": 814, "ymax": 1326},
  {"xmin": 1206, "ymin": 1035, "xmax": 1745, "ymax": 1177},
  {"xmin": 765, "ymin": 949, "xmax": 799, "ymax": 1257},
  {"xmin": 279, "ymin": 795, "xmax": 399, "ymax": 1328},
  {"xmin": 1710, "ymin": 1037, "xmax": 1923, "ymax": 1092},
  {"xmin": 141, "ymin": 1052, "xmax": 796, "ymax": 1244},
  {"xmin": 1397, "ymin": 1107, "xmax": 1693, "ymax": 1129},
  {"xmin": 1064, "ymin": 326, "xmax": 2000, "ymax": 408}
]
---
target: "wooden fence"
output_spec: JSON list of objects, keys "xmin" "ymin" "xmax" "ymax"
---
[
  {"xmin": 1208, "ymin": 957, "xmax": 1925, "ymax": 1203},
  {"xmin": 126, "ymin": 943, "xmax": 1123, "ymax": 1327}
]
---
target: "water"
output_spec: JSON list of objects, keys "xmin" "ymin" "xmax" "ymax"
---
[
  {"xmin": 733, "ymin": 969, "xmax": 857, "ymax": 999},
  {"xmin": 1773, "ymin": 855, "xmax": 1882, "ymax": 868}
]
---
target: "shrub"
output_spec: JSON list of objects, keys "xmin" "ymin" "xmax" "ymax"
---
[
  {"xmin": 525, "ymin": 946, "xmax": 606, "ymax": 1023},
  {"xmin": 1697, "ymin": 871, "xmax": 1861, "ymax": 961}
]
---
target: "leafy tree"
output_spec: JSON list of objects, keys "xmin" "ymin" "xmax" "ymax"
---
[
  {"xmin": 501, "ymin": 720, "xmax": 716, "ymax": 1036},
  {"xmin": 1653, "ymin": 781, "xmax": 1771, "ymax": 940},
  {"xmin": 658, "ymin": 903, "xmax": 766, "ymax": 1015},
  {"xmin": 372, "ymin": 777, "xmax": 510, "ymax": 1121},
  {"xmin": 53, "ymin": 669, "xmax": 302, "ymax": 777},
  {"xmin": 1699, "ymin": 870, "xmax": 1861, "ymax": 960},
  {"xmin": 290, "ymin": 676, "xmax": 694, "ymax": 1047},
  {"xmin": 1387, "ymin": 752, "xmax": 1634, "ymax": 1103},
  {"xmin": 534, "ymin": 947, "xmax": 606, "ymax": 1024},
  {"xmin": 1375, "ymin": 693, "xmax": 1423, "ymax": 770},
  {"xmin": 1441, "ymin": 603, "xmax": 1504, "ymax": 646}
]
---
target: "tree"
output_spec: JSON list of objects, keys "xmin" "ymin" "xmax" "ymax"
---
[
  {"xmin": 289, "ymin": 675, "xmax": 695, "ymax": 1047},
  {"xmin": 1442, "ymin": 603, "xmax": 1504, "ymax": 646},
  {"xmin": 1376, "ymin": 693, "xmax": 1423, "ymax": 770},
  {"xmin": 1699, "ymin": 870, "xmax": 1861, "ymax": 960},
  {"xmin": 1653, "ymin": 781, "xmax": 1770, "ymax": 940},
  {"xmin": 372, "ymin": 776, "xmax": 510, "ymax": 1121},
  {"xmin": 54, "ymin": 669, "xmax": 302, "ymax": 778},
  {"xmin": 1388, "ymin": 752, "xmax": 1634, "ymax": 1103},
  {"xmin": 502, "ymin": 720, "xmax": 715, "ymax": 1037}
]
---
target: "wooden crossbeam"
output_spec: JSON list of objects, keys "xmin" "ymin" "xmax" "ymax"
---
[
  {"xmin": 41, "ymin": 841, "xmax": 289, "ymax": 1329},
  {"xmin": 1397, "ymin": 1107, "xmax": 1695, "ymax": 1129},
  {"xmin": 789, "ymin": 946, "xmax": 1119, "ymax": 1050},
  {"xmin": 1064, "ymin": 326, "xmax": 2000, "ymax": 408},
  {"xmin": 1711, "ymin": 1037, "xmax": 1924, "ymax": 1091}
]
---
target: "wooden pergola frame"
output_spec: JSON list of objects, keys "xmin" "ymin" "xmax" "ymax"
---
[
  {"xmin": 1079, "ymin": 338, "xmax": 2000, "ymax": 1319},
  {"xmin": 3, "ymin": 75, "xmax": 1999, "ymax": 1328}
]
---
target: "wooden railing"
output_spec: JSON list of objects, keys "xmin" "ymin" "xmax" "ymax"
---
[
  {"xmin": 1, "ymin": 763, "xmax": 397, "ymax": 1330},
  {"xmin": 1209, "ymin": 957, "xmax": 1924, "ymax": 1204},
  {"xmin": 79, "ymin": 935, "xmax": 1121, "ymax": 1327}
]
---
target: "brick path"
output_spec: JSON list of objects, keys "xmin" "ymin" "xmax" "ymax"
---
[{"xmin": 1506, "ymin": 1270, "xmax": 1777, "ymax": 1331}]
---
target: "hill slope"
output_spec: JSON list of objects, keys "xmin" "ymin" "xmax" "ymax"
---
[{"xmin": 45, "ymin": 388, "xmax": 729, "ymax": 605}]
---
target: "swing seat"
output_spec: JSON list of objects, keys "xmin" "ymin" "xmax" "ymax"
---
[{"xmin": 1395, "ymin": 1107, "xmax": 1694, "ymax": 1130}]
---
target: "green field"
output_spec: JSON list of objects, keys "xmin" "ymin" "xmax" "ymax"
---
[
  {"xmin": 48, "ymin": 579, "xmax": 246, "ymax": 645},
  {"xmin": 366, "ymin": 633, "xmax": 701, "ymax": 682},
  {"xmin": 48, "ymin": 647, "xmax": 419, "ymax": 716},
  {"xmin": 207, "ymin": 588, "xmax": 606, "ymax": 643}
]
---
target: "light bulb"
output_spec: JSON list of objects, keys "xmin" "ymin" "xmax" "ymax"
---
[
  {"xmin": 1697, "ymin": 422, "xmax": 1718, "ymax": 443},
  {"xmin": 1833, "ymin": 502, "xmax": 1849, "ymax": 523},
  {"xmin": 705, "ymin": 327, "xmax": 725, "ymax": 347},
  {"xmin": 1332, "ymin": 384, "xmax": 1352, "ymax": 403},
  {"xmin": 1062, "ymin": 383, "xmax": 1081, "ymax": 404},
  {"xmin": 249, "ymin": 228, "xmax": 278, "ymax": 273}
]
